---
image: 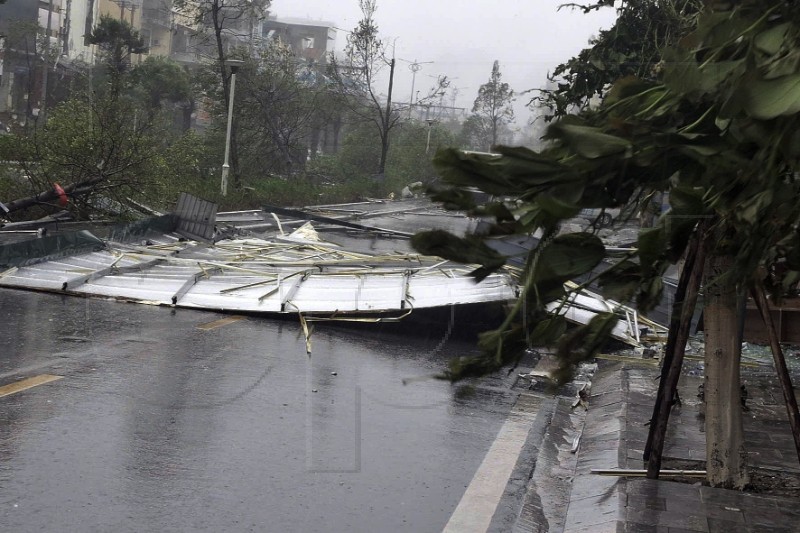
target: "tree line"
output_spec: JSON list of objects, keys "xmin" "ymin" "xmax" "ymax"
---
[{"xmin": 0, "ymin": 0, "xmax": 518, "ymax": 221}]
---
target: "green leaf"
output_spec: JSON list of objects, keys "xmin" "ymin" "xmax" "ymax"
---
[
  {"xmin": 530, "ymin": 315, "xmax": 568, "ymax": 345},
  {"xmin": 548, "ymin": 122, "xmax": 632, "ymax": 159},
  {"xmin": 604, "ymin": 76, "xmax": 656, "ymax": 106},
  {"xmin": 554, "ymin": 312, "xmax": 619, "ymax": 384},
  {"xmin": 637, "ymin": 275, "xmax": 665, "ymax": 312},
  {"xmin": 637, "ymin": 227, "xmax": 666, "ymax": 278},
  {"xmin": 532, "ymin": 233, "xmax": 606, "ymax": 285},
  {"xmin": 663, "ymin": 186, "xmax": 706, "ymax": 262},
  {"xmin": 432, "ymin": 148, "xmax": 575, "ymax": 196},
  {"xmin": 669, "ymin": 185, "xmax": 706, "ymax": 215},
  {"xmin": 742, "ymin": 74, "xmax": 800, "ymax": 120},
  {"xmin": 754, "ymin": 22, "xmax": 791, "ymax": 55},
  {"xmin": 736, "ymin": 189, "xmax": 774, "ymax": 224},
  {"xmin": 410, "ymin": 230, "xmax": 506, "ymax": 281},
  {"xmin": 598, "ymin": 260, "xmax": 641, "ymax": 302},
  {"xmin": 536, "ymin": 192, "xmax": 581, "ymax": 219}
]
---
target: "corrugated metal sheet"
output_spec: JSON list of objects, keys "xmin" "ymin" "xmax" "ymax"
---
[
  {"xmin": 0, "ymin": 232, "xmax": 518, "ymax": 316},
  {"xmin": 175, "ymin": 193, "xmax": 217, "ymax": 241}
]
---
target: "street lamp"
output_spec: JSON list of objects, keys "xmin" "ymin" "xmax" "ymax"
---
[
  {"xmin": 221, "ymin": 59, "xmax": 244, "ymax": 196},
  {"xmin": 425, "ymin": 119, "xmax": 437, "ymax": 154}
]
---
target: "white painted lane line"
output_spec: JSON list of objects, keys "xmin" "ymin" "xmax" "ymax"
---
[{"xmin": 443, "ymin": 396, "xmax": 537, "ymax": 533}]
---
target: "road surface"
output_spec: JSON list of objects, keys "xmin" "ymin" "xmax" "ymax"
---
[{"xmin": 0, "ymin": 288, "xmax": 531, "ymax": 532}]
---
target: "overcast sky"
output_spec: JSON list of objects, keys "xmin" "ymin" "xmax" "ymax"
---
[{"xmin": 270, "ymin": 0, "xmax": 618, "ymax": 125}]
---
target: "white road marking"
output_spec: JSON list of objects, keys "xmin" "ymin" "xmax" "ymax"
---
[{"xmin": 443, "ymin": 394, "xmax": 538, "ymax": 533}]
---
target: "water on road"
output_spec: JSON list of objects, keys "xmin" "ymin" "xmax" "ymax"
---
[{"xmin": 0, "ymin": 289, "xmax": 520, "ymax": 532}]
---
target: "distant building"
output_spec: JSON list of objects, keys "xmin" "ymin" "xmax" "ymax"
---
[
  {"xmin": 0, "ymin": 0, "xmax": 341, "ymax": 141},
  {"xmin": 262, "ymin": 15, "xmax": 336, "ymax": 65},
  {"xmin": 0, "ymin": 0, "xmax": 102, "ymax": 121}
]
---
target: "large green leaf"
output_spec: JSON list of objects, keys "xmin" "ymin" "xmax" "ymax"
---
[
  {"xmin": 662, "ymin": 53, "xmax": 742, "ymax": 97},
  {"xmin": 548, "ymin": 122, "xmax": 632, "ymax": 159},
  {"xmin": 637, "ymin": 226, "xmax": 666, "ymax": 278},
  {"xmin": 736, "ymin": 189, "xmax": 774, "ymax": 224},
  {"xmin": 598, "ymin": 259, "xmax": 641, "ymax": 302},
  {"xmin": 553, "ymin": 312, "xmax": 619, "ymax": 384},
  {"xmin": 532, "ymin": 233, "xmax": 606, "ymax": 285},
  {"xmin": 432, "ymin": 148, "xmax": 577, "ymax": 196},
  {"xmin": 529, "ymin": 315, "xmax": 568, "ymax": 346},
  {"xmin": 754, "ymin": 22, "xmax": 792, "ymax": 55},
  {"xmin": 664, "ymin": 186, "xmax": 707, "ymax": 261},
  {"xmin": 425, "ymin": 184, "xmax": 477, "ymax": 211},
  {"xmin": 410, "ymin": 230, "xmax": 507, "ymax": 281},
  {"xmin": 742, "ymin": 73, "xmax": 800, "ymax": 119}
]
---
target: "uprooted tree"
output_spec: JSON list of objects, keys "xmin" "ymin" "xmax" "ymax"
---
[
  {"xmin": 0, "ymin": 19, "xmax": 202, "ymax": 219},
  {"xmin": 413, "ymin": 0, "xmax": 800, "ymax": 489}
]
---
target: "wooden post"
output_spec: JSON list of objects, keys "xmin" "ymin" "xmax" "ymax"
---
[
  {"xmin": 645, "ymin": 229, "xmax": 707, "ymax": 478},
  {"xmin": 751, "ymin": 282, "xmax": 800, "ymax": 466}
]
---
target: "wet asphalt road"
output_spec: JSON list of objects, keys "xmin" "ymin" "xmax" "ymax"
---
[{"xmin": 0, "ymin": 288, "xmax": 519, "ymax": 532}]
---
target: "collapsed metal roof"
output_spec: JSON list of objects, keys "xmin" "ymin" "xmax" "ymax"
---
[
  {"xmin": 0, "ymin": 196, "xmax": 517, "ymax": 320},
  {"xmin": 0, "ymin": 194, "xmax": 661, "ymax": 347}
]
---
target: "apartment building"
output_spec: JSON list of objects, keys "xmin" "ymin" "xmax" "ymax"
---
[{"xmin": 0, "ymin": 0, "xmax": 337, "ymax": 128}]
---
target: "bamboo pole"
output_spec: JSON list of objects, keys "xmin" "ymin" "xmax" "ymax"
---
[{"xmin": 593, "ymin": 469, "xmax": 706, "ymax": 477}]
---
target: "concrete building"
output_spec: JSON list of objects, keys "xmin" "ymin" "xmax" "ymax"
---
[
  {"xmin": 0, "ymin": 0, "xmax": 339, "ymax": 137},
  {"xmin": 262, "ymin": 15, "xmax": 335, "ymax": 65},
  {"xmin": 0, "ymin": 0, "xmax": 101, "ymax": 121}
]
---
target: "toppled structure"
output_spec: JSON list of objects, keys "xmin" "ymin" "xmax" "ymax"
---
[{"xmin": 0, "ymin": 195, "xmax": 517, "ymax": 320}]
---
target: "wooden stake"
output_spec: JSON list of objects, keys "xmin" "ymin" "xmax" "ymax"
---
[
  {"xmin": 751, "ymin": 281, "xmax": 800, "ymax": 467},
  {"xmin": 645, "ymin": 226, "xmax": 708, "ymax": 479}
]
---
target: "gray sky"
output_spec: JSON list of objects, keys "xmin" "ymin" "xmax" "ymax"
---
[{"xmin": 271, "ymin": 0, "xmax": 618, "ymax": 125}]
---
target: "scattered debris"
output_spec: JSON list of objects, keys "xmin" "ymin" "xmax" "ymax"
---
[
  {"xmin": 0, "ymin": 212, "xmax": 517, "ymax": 321},
  {"xmin": 571, "ymin": 383, "xmax": 589, "ymax": 411}
]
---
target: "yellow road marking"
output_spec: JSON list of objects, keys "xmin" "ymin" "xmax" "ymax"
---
[
  {"xmin": 197, "ymin": 315, "xmax": 246, "ymax": 331},
  {"xmin": 0, "ymin": 374, "xmax": 63, "ymax": 398}
]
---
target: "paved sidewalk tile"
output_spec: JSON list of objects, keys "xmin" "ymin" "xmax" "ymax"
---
[{"xmin": 557, "ymin": 361, "xmax": 800, "ymax": 533}]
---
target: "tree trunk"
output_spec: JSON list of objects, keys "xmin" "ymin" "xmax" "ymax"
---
[
  {"xmin": 3, "ymin": 175, "xmax": 106, "ymax": 215},
  {"xmin": 703, "ymin": 252, "xmax": 749, "ymax": 489}
]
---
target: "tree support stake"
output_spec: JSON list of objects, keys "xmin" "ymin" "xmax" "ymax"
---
[
  {"xmin": 645, "ymin": 227, "xmax": 707, "ymax": 479},
  {"xmin": 751, "ymin": 281, "xmax": 800, "ymax": 467}
]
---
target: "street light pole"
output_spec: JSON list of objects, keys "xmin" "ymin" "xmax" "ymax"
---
[
  {"xmin": 425, "ymin": 119, "xmax": 436, "ymax": 154},
  {"xmin": 221, "ymin": 59, "xmax": 244, "ymax": 196}
]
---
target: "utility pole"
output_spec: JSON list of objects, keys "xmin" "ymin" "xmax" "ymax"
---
[
  {"xmin": 62, "ymin": 0, "xmax": 72, "ymax": 55},
  {"xmin": 39, "ymin": 0, "xmax": 56, "ymax": 126},
  {"xmin": 404, "ymin": 59, "xmax": 432, "ymax": 118},
  {"xmin": 378, "ymin": 57, "xmax": 395, "ymax": 177}
]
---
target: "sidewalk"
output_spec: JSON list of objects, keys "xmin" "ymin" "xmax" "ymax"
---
[{"xmin": 515, "ymin": 357, "xmax": 800, "ymax": 532}]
